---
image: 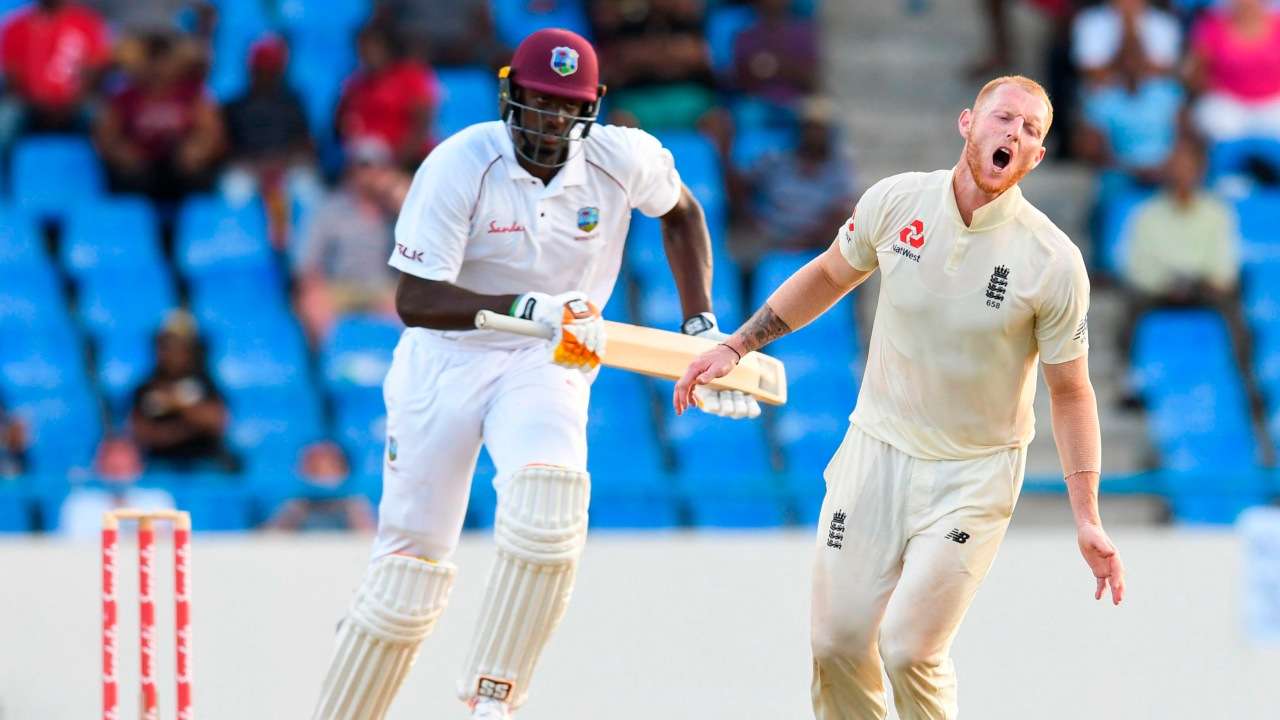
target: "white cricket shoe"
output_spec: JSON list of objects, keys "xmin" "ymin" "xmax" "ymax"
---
[{"xmin": 470, "ymin": 698, "xmax": 512, "ymax": 719}]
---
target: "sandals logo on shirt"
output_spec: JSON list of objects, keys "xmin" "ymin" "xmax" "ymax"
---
[
  {"xmin": 550, "ymin": 46, "xmax": 579, "ymax": 77},
  {"xmin": 576, "ymin": 206, "xmax": 599, "ymax": 232}
]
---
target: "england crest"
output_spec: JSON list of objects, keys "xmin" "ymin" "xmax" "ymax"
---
[
  {"xmin": 577, "ymin": 207, "xmax": 599, "ymax": 232},
  {"xmin": 550, "ymin": 46, "xmax": 579, "ymax": 77}
]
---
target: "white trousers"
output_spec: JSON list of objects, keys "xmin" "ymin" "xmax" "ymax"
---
[
  {"xmin": 371, "ymin": 330, "xmax": 591, "ymax": 561},
  {"xmin": 810, "ymin": 425, "xmax": 1025, "ymax": 720},
  {"xmin": 1193, "ymin": 92, "xmax": 1280, "ymax": 142}
]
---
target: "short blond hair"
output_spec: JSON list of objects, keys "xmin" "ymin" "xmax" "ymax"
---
[{"xmin": 973, "ymin": 75, "xmax": 1053, "ymax": 132}]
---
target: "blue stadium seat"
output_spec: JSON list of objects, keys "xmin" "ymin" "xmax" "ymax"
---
[
  {"xmin": 0, "ymin": 484, "xmax": 31, "ymax": 532},
  {"xmin": 465, "ymin": 448, "xmax": 498, "ymax": 529},
  {"xmin": 1207, "ymin": 137, "xmax": 1280, "ymax": 184},
  {"xmin": 322, "ymin": 314, "xmax": 402, "ymax": 400},
  {"xmin": 731, "ymin": 126, "xmax": 795, "ymax": 171},
  {"xmin": 637, "ymin": 263, "xmax": 743, "ymax": 330},
  {"xmin": 335, "ymin": 394, "xmax": 386, "ymax": 481},
  {"xmin": 172, "ymin": 482, "xmax": 255, "ymax": 531},
  {"xmin": 680, "ymin": 474, "xmax": 788, "ymax": 528},
  {"xmin": 491, "ymin": 0, "xmax": 591, "ymax": 48},
  {"xmin": 62, "ymin": 198, "xmax": 163, "ymax": 279},
  {"xmin": 176, "ymin": 197, "xmax": 274, "ymax": 278},
  {"xmin": 95, "ymin": 332, "xmax": 154, "ymax": 419},
  {"xmin": 655, "ymin": 131, "xmax": 726, "ymax": 227},
  {"xmin": 78, "ymin": 268, "xmax": 177, "ymax": 340},
  {"xmin": 1162, "ymin": 469, "xmax": 1272, "ymax": 525},
  {"xmin": 1097, "ymin": 186, "xmax": 1155, "ymax": 276},
  {"xmin": 436, "ymin": 68, "xmax": 499, "ymax": 139},
  {"xmin": 190, "ymin": 269, "xmax": 291, "ymax": 337},
  {"xmin": 6, "ymin": 385, "xmax": 100, "ymax": 476},
  {"xmin": 1233, "ymin": 191, "xmax": 1280, "ymax": 268},
  {"xmin": 707, "ymin": 5, "xmax": 756, "ymax": 76},
  {"xmin": 0, "ymin": 334, "xmax": 87, "ymax": 397},
  {"xmin": 226, "ymin": 385, "xmax": 324, "ymax": 470},
  {"xmin": 0, "ymin": 208, "xmax": 43, "ymax": 274},
  {"xmin": 209, "ymin": 324, "xmax": 310, "ymax": 396},
  {"xmin": 775, "ymin": 350, "xmax": 858, "ymax": 477},
  {"xmin": 1134, "ymin": 310, "xmax": 1260, "ymax": 477},
  {"xmin": 11, "ymin": 136, "xmax": 103, "ymax": 220},
  {"xmin": 277, "ymin": 0, "xmax": 367, "ymax": 35},
  {"xmin": 288, "ymin": 28, "xmax": 358, "ymax": 134}
]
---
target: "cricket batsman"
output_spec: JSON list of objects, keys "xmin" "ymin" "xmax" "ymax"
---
[
  {"xmin": 312, "ymin": 28, "xmax": 759, "ymax": 720},
  {"xmin": 674, "ymin": 75, "xmax": 1126, "ymax": 719}
]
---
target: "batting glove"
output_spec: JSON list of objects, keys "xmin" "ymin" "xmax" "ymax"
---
[
  {"xmin": 512, "ymin": 291, "xmax": 606, "ymax": 372},
  {"xmin": 680, "ymin": 313, "xmax": 761, "ymax": 420}
]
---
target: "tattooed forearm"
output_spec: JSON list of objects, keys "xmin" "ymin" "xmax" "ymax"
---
[{"xmin": 734, "ymin": 303, "xmax": 792, "ymax": 353}]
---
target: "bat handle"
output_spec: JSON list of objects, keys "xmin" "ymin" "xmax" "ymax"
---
[{"xmin": 474, "ymin": 310, "xmax": 555, "ymax": 339}]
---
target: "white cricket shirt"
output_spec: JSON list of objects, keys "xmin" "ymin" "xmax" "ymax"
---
[
  {"xmin": 838, "ymin": 169, "xmax": 1090, "ymax": 460},
  {"xmin": 390, "ymin": 120, "xmax": 682, "ymax": 347}
]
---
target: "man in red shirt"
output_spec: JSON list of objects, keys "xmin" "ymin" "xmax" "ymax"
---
[
  {"xmin": 0, "ymin": 0, "xmax": 111, "ymax": 131},
  {"xmin": 336, "ymin": 23, "xmax": 439, "ymax": 169}
]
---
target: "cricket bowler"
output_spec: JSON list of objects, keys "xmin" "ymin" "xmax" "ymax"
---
[
  {"xmin": 313, "ymin": 27, "xmax": 758, "ymax": 720},
  {"xmin": 674, "ymin": 75, "xmax": 1126, "ymax": 720}
]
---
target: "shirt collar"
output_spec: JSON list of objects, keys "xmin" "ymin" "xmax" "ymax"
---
[
  {"xmin": 497, "ymin": 124, "xmax": 587, "ymax": 194},
  {"xmin": 943, "ymin": 166, "xmax": 1024, "ymax": 233}
]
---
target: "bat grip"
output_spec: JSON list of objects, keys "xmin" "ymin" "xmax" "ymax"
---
[{"xmin": 474, "ymin": 310, "xmax": 555, "ymax": 339}]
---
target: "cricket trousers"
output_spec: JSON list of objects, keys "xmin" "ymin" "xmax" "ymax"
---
[{"xmin": 810, "ymin": 425, "xmax": 1026, "ymax": 720}]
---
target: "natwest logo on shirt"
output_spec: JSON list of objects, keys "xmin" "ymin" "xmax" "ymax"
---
[
  {"xmin": 898, "ymin": 219, "xmax": 925, "ymax": 248},
  {"xmin": 396, "ymin": 242, "xmax": 423, "ymax": 263},
  {"xmin": 488, "ymin": 220, "xmax": 526, "ymax": 234}
]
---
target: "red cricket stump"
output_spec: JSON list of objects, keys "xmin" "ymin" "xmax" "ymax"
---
[{"xmin": 102, "ymin": 509, "xmax": 193, "ymax": 720}]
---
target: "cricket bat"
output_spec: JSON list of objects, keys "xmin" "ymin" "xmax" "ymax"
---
[{"xmin": 474, "ymin": 310, "xmax": 787, "ymax": 405}]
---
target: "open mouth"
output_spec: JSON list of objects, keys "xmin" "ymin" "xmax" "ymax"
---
[{"xmin": 992, "ymin": 147, "xmax": 1012, "ymax": 170}]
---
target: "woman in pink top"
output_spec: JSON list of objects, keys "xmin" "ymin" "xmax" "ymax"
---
[{"xmin": 1186, "ymin": 0, "xmax": 1280, "ymax": 140}]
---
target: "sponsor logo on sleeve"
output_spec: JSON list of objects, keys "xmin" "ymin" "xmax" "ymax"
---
[
  {"xmin": 395, "ymin": 243, "xmax": 423, "ymax": 263},
  {"xmin": 1073, "ymin": 317, "xmax": 1088, "ymax": 344}
]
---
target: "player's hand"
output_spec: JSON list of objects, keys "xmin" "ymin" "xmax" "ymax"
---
[
  {"xmin": 678, "ymin": 313, "xmax": 761, "ymax": 420},
  {"xmin": 512, "ymin": 291, "xmax": 606, "ymax": 372},
  {"xmin": 1077, "ymin": 522, "xmax": 1125, "ymax": 605},
  {"xmin": 673, "ymin": 345, "xmax": 740, "ymax": 416}
]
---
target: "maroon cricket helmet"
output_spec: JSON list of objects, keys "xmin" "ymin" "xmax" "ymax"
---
[{"xmin": 507, "ymin": 28, "xmax": 601, "ymax": 103}]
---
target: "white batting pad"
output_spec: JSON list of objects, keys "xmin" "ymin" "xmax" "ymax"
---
[
  {"xmin": 458, "ymin": 465, "xmax": 590, "ymax": 708},
  {"xmin": 313, "ymin": 555, "xmax": 456, "ymax": 720}
]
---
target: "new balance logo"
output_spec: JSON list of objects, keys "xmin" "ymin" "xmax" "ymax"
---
[
  {"xmin": 944, "ymin": 529, "xmax": 970, "ymax": 544},
  {"xmin": 827, "ymin": 510, "xmax": 847, "ymax": 549}
]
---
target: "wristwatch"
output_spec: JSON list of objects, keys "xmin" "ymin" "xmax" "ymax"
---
[{"xmin": 680, "ymin": 312, "xmax": 718, "ymax": 336}]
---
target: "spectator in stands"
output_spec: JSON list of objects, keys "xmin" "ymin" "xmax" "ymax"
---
[
  {"xmin": 0, "ymin": 0, "xmax": 112, "ymax": 135},
  {"xmin": 293, "ymin": 139, "xmax": 403, "ymax": 343},
  {"xmin": 1072, "ymin": 0, "xmax": 1181, "ymax": 87},
  {"xmin": 1074, "ymin": 37, "xmax": 1185, "ymax": 196},
  {"xmin": 0, "ymin": 399, "xmax": 28, "ymax": 478},
  {"xmin": 1117, "ymin": 141, "xmax": 1271, "ymax": 455},
  {"xmin": 728, "ymin": 96, "xmax": 853, "ymax": 283},
  {"xmin": 1185, "ymin": 0, "xmax": 1280, "ymax": 144},
  {"xmin": 591, "ymin": 0, "xmax": 720, "ymax": 131},
  {"xmin": 264, "ymin": 440, "xmax": 375, "ymax": 531},
  {"xmin": 57, "ymin": 435, "xmax": 176, "ymax": 539},
  {"xmin": 373, "ymin": 0, "xmax": 508, "ymax": 68},
  {"xmin": 731, "ymin": 0, "xmax": 816, "ymax": 109},
  {"xmin": 129, "ymin": 310, "xmax": 237, "ymax": 472},
  {"xmin": 94, "ymin": 31, "xmax": 225, "ymax": 203},
  {"xmin": 336, "ymin": 22, "xmax": 439, "ymax": 170},
  {"xmin": 221, "ymin": 34, "xmax": 320, "ymax": 247}
]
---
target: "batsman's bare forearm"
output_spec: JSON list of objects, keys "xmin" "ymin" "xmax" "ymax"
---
[
  {"xmin": 1044, "ymin": 356, "xmax": 1104, "ymax": 528},
  {"xmin": 395, "ymin": 274, "xmax": 518, "ymax": 330},
  {"xmin": 660, "ymin": 185, "xmax": 714, "ymax": 319},
  {"xmin": 726, "ymin": 241, "xmax": 872, "ymax": 354}
]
